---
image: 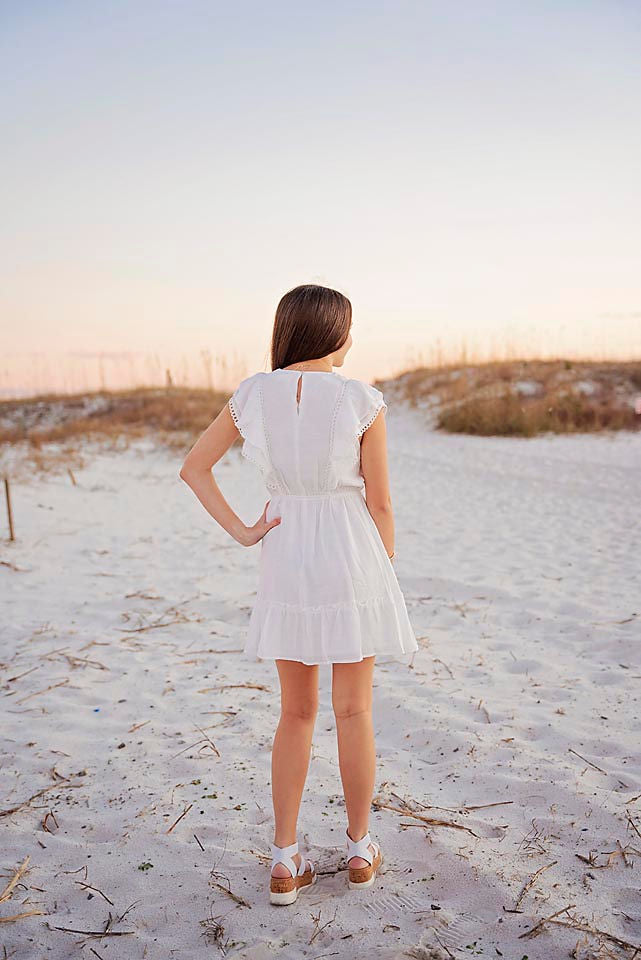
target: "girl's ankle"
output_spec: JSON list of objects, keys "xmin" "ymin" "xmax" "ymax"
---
[
  {"xmin": 271, "ymin": 851, "xmax": 301, "ymax": 878},
  {"xmin": 347, "ymin": 826, "xmax": 369, "ymax": 842}
]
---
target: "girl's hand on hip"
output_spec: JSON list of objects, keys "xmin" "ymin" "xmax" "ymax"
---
[{"xmin": 241, "ymin": 500, "xmax": 281, "ymax": 546}]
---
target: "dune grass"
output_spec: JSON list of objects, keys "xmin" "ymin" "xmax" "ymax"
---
[
  {"xmin": 392, "ymin": 359, "xmax": 641, "ymax": 437},
  {"xmin": 1, "ymin": 359, "xmax": 639, "ymax": 480},
  {"xmin": 0, "ymin": 386, "xmax": 230, "ymax": 450}
]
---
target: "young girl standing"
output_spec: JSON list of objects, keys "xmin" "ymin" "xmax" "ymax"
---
[{"xmin": 180, "ymin": 284, "xmax": 418, "ymax": 904}]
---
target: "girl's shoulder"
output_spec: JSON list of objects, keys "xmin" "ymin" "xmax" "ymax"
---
[
  {"xmin": 343, "ymin": 375, "xmax": 386, "ymax": 403},
  {"xmin": 341, "ymin": 377, "xmax": 388, "ymax": 437},
  {"xmin": 228, "ymin": 371, "xmax": 266, "ymax": 432}
]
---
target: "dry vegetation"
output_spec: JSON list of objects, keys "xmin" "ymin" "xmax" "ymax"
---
[
  {"xmin": 0, "ymin": 386, "xmax": 227, "ymax": 449},
  {"xmin": 386, "ymin": 359, "xmax": 641, "ymax": 437},
  {"xmin": 0, "ymin": 386, "xmax": 233, "ymax": 479},
  {"xmin": 1, "ymin": 359, "xmax": 640, "ymax": 481}
]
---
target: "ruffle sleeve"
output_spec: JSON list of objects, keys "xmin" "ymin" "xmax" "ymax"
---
[
  {"xmin": 228, "ymin": 372, "xmax": 272, "ymax": 480},
  {"xmin": 330, "ymin": 379, "xmax": 388, "ymax": 475},
  {"xmin": 347, "ymin": 380, "xmax": 388, "ymax": 438}
]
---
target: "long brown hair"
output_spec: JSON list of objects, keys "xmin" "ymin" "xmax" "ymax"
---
[{"xmin": 270, "ymin": 284, "xmax": 352, "ymax": 371}]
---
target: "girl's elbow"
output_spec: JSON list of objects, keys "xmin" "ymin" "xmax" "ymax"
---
[{"xmin": 366, "ymin": 496, "xmax": 393, "ymax": 514}]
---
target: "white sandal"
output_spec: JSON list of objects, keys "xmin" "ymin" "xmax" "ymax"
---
[
  {"xmin": 346, "ymin": 829, "xmax": 382, "ymax": 889},
  {"xmin": 269, "ymin": 840, "xmax": 317, "ymax": 905}
]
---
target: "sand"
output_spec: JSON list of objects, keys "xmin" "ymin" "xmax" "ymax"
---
[{"xmin": 1, "ymin": 403, "xmax": 640, "ymax": 959}]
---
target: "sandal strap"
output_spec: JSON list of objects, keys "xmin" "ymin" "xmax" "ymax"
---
[
  {"xmin": 271, "ymin": 840, "xmax": 298, "ymax": 878},
  {"xmin": 346, "ymin": 829, "xmax": 375, "ymax": 865}
]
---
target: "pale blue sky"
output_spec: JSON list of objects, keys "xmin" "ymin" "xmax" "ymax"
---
[{"xmin": 2, "ymin": 1, "xmax": 640, "ymax": 393}]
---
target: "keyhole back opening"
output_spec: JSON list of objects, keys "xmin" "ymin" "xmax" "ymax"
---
[{"xmin": 296, "ymin": 373, "xmax": 303, "ymax": 414}]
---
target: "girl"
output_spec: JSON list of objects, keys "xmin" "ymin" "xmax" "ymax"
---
[{"xmin": 179, "ymin": 284, "xmax": 418, "ymax": 905}]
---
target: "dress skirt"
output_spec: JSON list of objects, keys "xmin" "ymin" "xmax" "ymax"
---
[{"xmin": 244, "ymin": 487, "xmax": 418, "ymax": 665}]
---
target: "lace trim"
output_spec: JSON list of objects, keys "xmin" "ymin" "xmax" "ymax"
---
[
  {"xmin": 230, "ymin": 386, "xmax": 277, "ymax": 484},
  {"xmin": 357, "ymin": 400, "xmax": 386, "ymax": 438},
  {"xmin": 239, "ymin": 444, "xmax": 267, "ymax": 474},
  {"xmin": 257, "ymin": 379, "xmax": 274, "ymax": 462},
  {"xmin": 228, "ymin": 396, "xmax": 242, "ymax": 431},
  {"xmin": 321, "ymin": 379, "xmax": 349, "ymax": 490},
  {"xmin": 255, "ymin": 594, "xmax": 393, "ymax": 614}
]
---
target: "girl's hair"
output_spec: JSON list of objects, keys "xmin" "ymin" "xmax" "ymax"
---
[{"xmin": 270, "ymin": 284, "xmax": 352, "ymax": 371}]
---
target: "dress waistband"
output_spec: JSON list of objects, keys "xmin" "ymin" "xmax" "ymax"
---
[{"xmin": 267, "ymin": 487, "xmax": 364, "ymax": 500}]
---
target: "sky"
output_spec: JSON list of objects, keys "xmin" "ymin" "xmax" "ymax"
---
[{"xmin": 1, "ymin": 0, "xmax": 641, "ymax": 395}]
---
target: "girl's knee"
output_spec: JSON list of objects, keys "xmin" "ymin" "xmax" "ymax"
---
[
  {"xmin": 281, "ymin": 699, "xmax": 318, "ymax": 722},
  {"xmin": 331, "ymin": 697, "xmax": 371, "ymax": 721}
]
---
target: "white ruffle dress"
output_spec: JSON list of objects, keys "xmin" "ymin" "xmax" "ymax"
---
[{"xmin": 228, "ymin": 368, "xmax": 418, "ymax": 665}]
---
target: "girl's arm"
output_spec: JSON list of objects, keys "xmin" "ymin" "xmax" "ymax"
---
[
  {"xmin": 179, "ymin": 402, "xmax": 281, "ymax": 547},
  {"xmin": 359, "ymin": 408, "xmax": 395, "ymax": 558}
]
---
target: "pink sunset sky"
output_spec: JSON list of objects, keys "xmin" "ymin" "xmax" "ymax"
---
[{"xmin": 2, "ymin": 1, "xmax": 640, "ymax": 397}]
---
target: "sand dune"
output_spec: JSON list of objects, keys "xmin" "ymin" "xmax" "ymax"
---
[{"xmin": 1, "ymin": 403, "xmax": 640, "ymax": 959}]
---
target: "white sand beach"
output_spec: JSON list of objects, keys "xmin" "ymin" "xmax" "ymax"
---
[{"xmin": 1, "ymin": 400, "xmax": 640, "ymax": 959}]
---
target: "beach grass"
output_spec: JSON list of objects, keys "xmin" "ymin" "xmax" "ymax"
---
[{"xmin": 391, "ymin": 359, "xmax": 641, "ymax": 437}]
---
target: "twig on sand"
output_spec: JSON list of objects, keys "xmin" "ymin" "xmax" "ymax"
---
[
  {"xmin": 42, "ymin": 810, "xmax": 59, "ymax": 833},
  {"xmin": 429, "ymin": 930, "xmax": 457, "ymax": 959},
  {"xmin": 309, "ymin": 907, "xmax": 338, "ymax": 945},
  {"xmin": 519, "ymin": 903, "xmax": 641, "ymax": 953},
  {"xmin": 166, "ymin": 803, "xmax": 193, "ymax": 834},
  {"xmin": 193, "ymin": 723, "xmax": 221, "ymax": 758},
  {"xmin": 0, "ymin": 560, "xmax": 28, "ymax": 572},
  {"xmin": 209, "ymin": 871, "xmax": 251, "ymax": 908},
  {"xmin": 372, "ymin": 796, "xmax": 480, "ymax": 838},
  {"xmin": 568, "ymin": 747, "xmax": 607, "ymax": 774},
  {"xmin": 627, "ymin": 812, "xmax": 641, "ymax": 841},
  {"xmin": 46, "ymin": 903, "xmax": 140, "ymax": 939},
  {"xmin": 200, "ymin": 911, "xmax": 227, "ymax": 949},
  {"xmin": 170, "ymin": 728, "xmax": 221, "ymax": 760},
  {"xmin": 59, "ymin": 653, "xmax": 109, "ymax": 671},
  {"xmin": 7, "ymin": 665, "xmax": 40, "ymax": 683},
  {"xmin": 197, "ymin": 683, "xmax": 270, "ymax": 694},
  {"xmin": 0, "ymin": 856, "xmax": 31, "ymax": 903},
  {"xmin": 433, "ymin": 657, "xmax": 454, "ymax": 678},
  {"xmin": 460, "ymin": 800, "xmax": 514, "ymax": 812},
  {"xmin": 0, "ymin": 781, "xmax": 81, "ymax": 818},
  {"xmin": 519, "ymin": 903, "xmax": 576, "ymax": 939},
  {"xmin": 128, "ymin": 719, "xmax": 150, "ymax": 733},
  {"xmin": 506, "ymin": 860, "xmax": 557, "ymax": 912},
  {"xmin": 119, "ymin": 601, "xmax": 202, "ymax": 634},
  {"xmin": 118, "ymin": 617, "xmax": 186, "ymax": 634},
  {"xmin": 0, "ymin": 910, "xmax": 45, "ymax": 923},
  {"xmin": 476, "ymin": 699, "xmax": 491, "ymax": 723},
  {"xmin": 46, "ymin": 922, "xmax": 134, "ymax": 937},
  {"xmin": 117, "ymin": 900, "xmax": 140, "ymax": 925},
  {"xmin": 14, "ymin": 678, "xmax": 69, "ymax": 704},
  {"xmin": 74, "ymin": 881, "xmax": 115, "ymax": 906}
]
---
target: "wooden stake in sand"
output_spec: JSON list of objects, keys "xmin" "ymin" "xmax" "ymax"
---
[{"xmin": 4, "ymin": 476, "xmax": 14, "ymax": 541}]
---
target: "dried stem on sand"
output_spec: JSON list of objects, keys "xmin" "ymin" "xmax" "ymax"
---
[
  {"xmin": 519, "ymin": 903, "xmax": 641, "ymax": 954},
  {"xmin": 372, "ymin": 795, "xmax": 480, "ymax": 838}
]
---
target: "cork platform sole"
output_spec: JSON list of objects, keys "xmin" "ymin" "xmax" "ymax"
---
[
  {"xmin": 269, "ymin": 866, "xmax": 316, "ymax": 905},
  {"xmin": 348, "ymin": 848, "xmax": 382, "ymax": 889}
]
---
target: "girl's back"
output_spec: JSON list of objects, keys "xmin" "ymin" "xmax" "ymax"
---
[{"xmin": 229, "ymin": 368, "xmax": 387, "ymax": 498}]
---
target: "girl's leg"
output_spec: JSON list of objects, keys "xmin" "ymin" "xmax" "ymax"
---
[
  {"xmin": 271, "ymin": 658, "xmax": 319, "ymax": 878},
  {"xmin": 331, "ymin": 656, "xmax": 377, "ymax": 868}
]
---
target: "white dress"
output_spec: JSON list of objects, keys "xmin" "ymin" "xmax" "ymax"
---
[{"xmin": 228, "ymin": 368, "xmax": 419, "ymax": 665}]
